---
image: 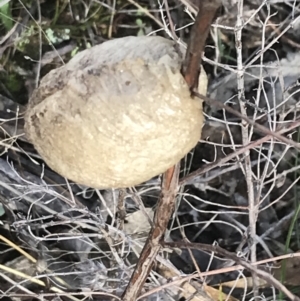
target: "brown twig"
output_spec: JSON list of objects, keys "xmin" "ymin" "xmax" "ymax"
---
[
  {"xmin": 121, "ymin": 1, "xmax": 221, "ymax": 300},
  {"xmin": 121, "ymin": 166, "xmax": 179, "ymax": 301},
  {"xmin": 181, "ymin": 0, "xmax": 221, "ymax": 90},
  {"xmin": 163, "ymin": 241, "xmax": 300, "ymax": 301}
]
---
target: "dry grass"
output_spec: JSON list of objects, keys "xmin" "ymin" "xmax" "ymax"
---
[{"xmin": 1, "ymin": 0, "xmax": 300, "ymax": 300}]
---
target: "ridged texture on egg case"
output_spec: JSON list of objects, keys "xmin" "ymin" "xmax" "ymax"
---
[{"xmin": 25, "ymin": 36, "xmax": 207, "ymax": 188}]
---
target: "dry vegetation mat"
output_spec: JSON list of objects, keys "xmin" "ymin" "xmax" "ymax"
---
[{"xmin": 1, "ymin": 0, "xmax": 300, "ymax": 301}]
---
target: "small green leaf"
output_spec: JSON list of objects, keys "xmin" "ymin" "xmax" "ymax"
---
[
  {"xmin": 0, "ymin": 0, "xmax": 10, "ymax": 8},
  {"xmin": 0, "ymin": 0, "xmax": 13, "ymax": 31},
  {"xmin": 136, "ymin": 18, "xmax": 144, "ymax": 28},
  {"xmin": 71, "ymin": 46, "xmax": 79, "ymax": 57},
  {"xmin": 45, "ymin": 28, "xmax": 71, "ymax": 44},
  {"xmin": 136, "ymin": 8, "xmax": 145, "ymax": 16},
  {"xmin": 137, "ymin": 28, "xmax": 145, "ymax": 36}
]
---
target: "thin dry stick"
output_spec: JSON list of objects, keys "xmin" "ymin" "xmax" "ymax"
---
[
  {"xmin": 234, "ymin": 1, "xmax": 259, "ymax": 295},
  {"xmin": 139, "ymin": 251, "xmax": 300, "ymax": 300},
  {"xmin": 121, "ymin": 1, "xmax": 221, "ymax": 300},
  {"xmin": 180, "ymin": 118, "xmax": 300, "ymax": 185},
  {"xmin": 194, "ymin": 92, "xmax": 300, "ymax": 149},
  {"xmin": 108, "ymin": 0, "xmax": 116, "ymax": 38},
  {"xmin": 127, "ymin": 0, "xmax": 164, "ymax": 28},
  {"xmin": 0, "ymin": 264, "xmax": 81, "ymax": 301},
  {"xmin": 163, "ymin": 241, "xmax": 300, "ymax": 301},
  {"xmin": 163, "ymin": 0, "xmax": 177, "ymax": 39}
]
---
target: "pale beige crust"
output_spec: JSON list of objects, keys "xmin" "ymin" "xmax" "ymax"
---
[{"xmin": 25, "ymin": 36, "xmax": 207, "ymax": 188}]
